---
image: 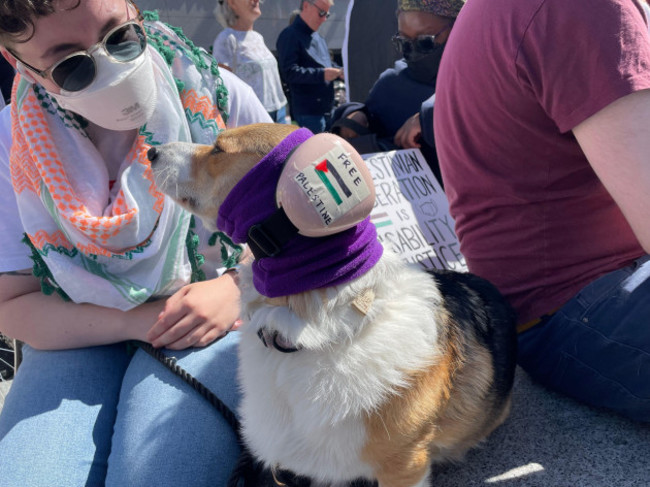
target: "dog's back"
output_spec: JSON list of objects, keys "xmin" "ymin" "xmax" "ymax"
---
[{"xmin": 422, "ymin": 269, "xmax": 517, "ymax": 462}]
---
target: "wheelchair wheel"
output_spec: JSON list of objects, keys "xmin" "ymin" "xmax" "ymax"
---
[{"xmin": 0, "ymin": 334, "xmax": 19, "ymax": 402}]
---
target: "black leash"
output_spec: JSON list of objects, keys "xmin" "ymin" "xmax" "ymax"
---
[
  {"xmin": 137, "ymin": 342, "xmax": 373, "ymax": 487},
  {"xmin": 138, "ymin": 341, "xmax": 240, "ymax": 428},
  {"xmin": 136, "ymin": 341, "xmax": 309, "ymax": 487}
]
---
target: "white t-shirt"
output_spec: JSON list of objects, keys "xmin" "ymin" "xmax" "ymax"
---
[
  {"xmin": 212, "ymin": 28, "xmax": 287, "ymax": 113},
  {"xmin": 0, "ymin": 69, "xmax": 271, "ymax": 273}
]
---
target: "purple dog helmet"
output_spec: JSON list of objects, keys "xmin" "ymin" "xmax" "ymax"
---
[{"xmin": 276, "ymin": 133, "xmax": 376, "ymax": 238}]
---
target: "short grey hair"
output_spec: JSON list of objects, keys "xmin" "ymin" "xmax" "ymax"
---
[
  {"xmin": 300, "ymin": 0, "xmax": 334, "ymax": 11},
  {"xmin": 214, "ymin": 0, "xmax": 238, "ymax": 28}
]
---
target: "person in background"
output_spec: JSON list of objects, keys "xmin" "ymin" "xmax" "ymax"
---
[
  {"xmin": 289, "ymin": 8, "xmax": 301, "ymax": 25},
  {"xmin": 434, "ymin": 0, "xmax": 650, "ymax": 421},
  {"xmin": 212, "ymin": 0, "xmax": 289, "ymax": 123},
  {"xmin": 276, "ymin": 0, "xmax": 343, "ymax": 133},
  {"xmin": 330, "ymin": 0, "xmax": 465, "ymax": 186},
  {"xmin": 0, "ymin": 0, "xmax": 271, "ymax": 485}
]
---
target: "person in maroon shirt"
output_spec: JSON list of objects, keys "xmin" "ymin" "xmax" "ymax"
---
[{"xmin": 434, "ymin": 0, "xmax": 650, "ymax": 421}]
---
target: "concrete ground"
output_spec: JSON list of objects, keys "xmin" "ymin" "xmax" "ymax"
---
[
  {"xmin": 0, "ymin": 367, "xmax": 648, "ymax": 486},
  {"xmin": 431, "ymin": 368, "xmax": 650, "ymax": 486}
]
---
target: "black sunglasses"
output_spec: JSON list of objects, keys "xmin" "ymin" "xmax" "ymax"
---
[
  {"xmin": 308, "ymin": 0, "xmax": 331, "ymax": 19},
  {"xmin": 391, "ymin": 24, "xmax": 452, "ymax": 60},
  {"xmin": 13, "ymin": 19, "xmax": 146, "ymax": 92}
]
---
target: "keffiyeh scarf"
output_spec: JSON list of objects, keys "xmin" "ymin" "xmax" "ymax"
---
[{"xmin": 10, "ymin": 18, "xmax": 229, "ymax": 310}]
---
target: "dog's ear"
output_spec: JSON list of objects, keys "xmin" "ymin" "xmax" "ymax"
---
[{"xmin": 216, "ymin": 123, "xmax": 299, "ymax": 156}]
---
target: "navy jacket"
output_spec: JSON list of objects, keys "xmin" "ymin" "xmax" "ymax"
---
[
  {"xmin": 364, "ymin": 60, "xmax": 436, "ymax": 139},
  {"xmin": 276, "ymin": 16, "xmax": 337, "ymax": 118},
  {"xmin": 329, "ymin": 60, "xmax": 441, "ymax": 185}
]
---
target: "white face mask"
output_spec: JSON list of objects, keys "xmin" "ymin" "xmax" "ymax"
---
[{"xmin": 49, "ymin": 48, "xmax": 158, "ymax": 131}]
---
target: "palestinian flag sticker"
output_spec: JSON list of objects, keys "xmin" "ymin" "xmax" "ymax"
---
[{"xmin": 294, "ymin": 143, "xmax": 371, "ymax": 227}]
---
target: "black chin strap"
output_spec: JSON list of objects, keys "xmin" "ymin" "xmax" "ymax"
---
[{"xmin": 247, "ymin": 207, "xmax": 299, "ymax": 259}]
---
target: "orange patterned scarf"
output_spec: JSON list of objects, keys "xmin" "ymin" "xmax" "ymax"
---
[{"xmin": 10, "ymin": 20, "xmax": 226, "ymax": 310}]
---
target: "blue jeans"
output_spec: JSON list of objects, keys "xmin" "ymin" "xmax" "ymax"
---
[
  {"xmin": 268, "ymin": 105, "xmax": 288, "ymax": 124},
  {"xmin": 518, "ymin": 255, "xmax": 650, "ymax": 421},
  {"xmin": 0, "ymin": 332, "xmax": 241, "ymax": 486},
  {"xmin": 294, "ymin": 114, "xmax": 326, "ymax": 134}
]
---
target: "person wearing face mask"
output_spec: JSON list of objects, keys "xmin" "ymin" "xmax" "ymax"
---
[
  {"xmin": 330, "ymin": 0, "xmax": 465, "ymax": 186},
  {"xmin": 0, "ymin": 0, "xmax": 272, "ymax": 485},
  {"xmin": 212, "ymin": 0, "xmax": 288, "ymax": 123}
]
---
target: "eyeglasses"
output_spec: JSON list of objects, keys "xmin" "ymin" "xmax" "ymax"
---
[
  {"xmin": 307, "ymin": 0, "xmax": 331, "ymax": 19},
  {"xmin": 391, "ymin": 25, "xmax": 452, "ymax": 61},
  {"xmin": 12, "ymin": 16, "xmax": 146, "ymax": 92}
]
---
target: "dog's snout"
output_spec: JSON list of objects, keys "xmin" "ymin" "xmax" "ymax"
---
[{"xmin": 147, "ymin": 147, "xmax": 159, "ymax": 164}]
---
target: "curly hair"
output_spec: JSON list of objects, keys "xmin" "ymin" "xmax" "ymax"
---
[{"xmin": 0, "ymin": 0, "xmax": 81, "ymax": 46}]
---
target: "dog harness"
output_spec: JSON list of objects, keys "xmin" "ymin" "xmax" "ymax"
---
[
  {"xmin": 257, "ymin": 327, "xmax": 302, "ymax": 353},
  {"xmin": 217, "ymin": 128, "xmax": 384, "ymax": 298}
]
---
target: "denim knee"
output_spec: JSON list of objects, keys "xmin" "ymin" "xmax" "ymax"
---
[
  {"xmin": 0, "ymin": 344, "xmax": 132, "ymax": 487},
  {"xmin": 517, "ymin": 256, "xmax": 650, "ymax": 421},
  {"xmin": 106, "ymin": 333, "xmax": 242, "ymax": 486}
]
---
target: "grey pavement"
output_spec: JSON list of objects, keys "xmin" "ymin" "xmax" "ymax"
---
[{"xmin": 0, "ymin": 367, "xmax": 648, "ymax": 485}]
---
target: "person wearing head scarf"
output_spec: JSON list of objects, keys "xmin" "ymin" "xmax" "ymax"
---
[{"xmin": 330, "ymin": 0, "xmax": 465, "ymax": 186}]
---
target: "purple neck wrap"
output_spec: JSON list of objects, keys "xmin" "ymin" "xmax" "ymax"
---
[{"xmin": 216, "ymin": 128, "xmax": 384, "ymax": 297}]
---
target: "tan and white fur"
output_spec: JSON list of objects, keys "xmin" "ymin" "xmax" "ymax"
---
[{"xmin": 149, "ymin": 123, "xmax": 517, "ymax": 487}]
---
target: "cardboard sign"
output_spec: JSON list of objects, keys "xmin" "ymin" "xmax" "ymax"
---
[{"xmin": 363, "ymin": 149, "xmax": 467, "ymax": 272}]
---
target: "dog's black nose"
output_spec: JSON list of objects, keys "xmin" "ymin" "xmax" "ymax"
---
[{"xmin": 147, "ymin": 147, "xmax": 158, "ymax": 164}]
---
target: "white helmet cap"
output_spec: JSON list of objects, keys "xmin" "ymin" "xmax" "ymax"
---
[{"xmin": 276, "ymin": 133, "xmax": 376, "ymax": 238}]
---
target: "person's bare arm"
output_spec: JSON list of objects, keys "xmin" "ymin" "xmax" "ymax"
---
[
  {"xmin": 573, "ymin": 89, "xmax": 650, "ymax": 253},
  {"xmin": 0, "ymin": 268, "xmax": 243, "ymax": 351},
  {"xmin": 394, "ymin": 112, "xmax": 422, "ymax": 149},
  {"xmin": 0, "ymin": 271, "xmax": 163, "ymax": 350},
  {"xmin": 147, "ymin": 272, "xmax": 241, "ymax": 350}
]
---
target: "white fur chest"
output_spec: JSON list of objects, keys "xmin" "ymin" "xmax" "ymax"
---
[
  {"xmin": 238, "ymin": 332, "xmax": 375, "ymax": 481},
  {"xmin": 236, "ymin": 252, "xmax": 443, "ymax": 484}
]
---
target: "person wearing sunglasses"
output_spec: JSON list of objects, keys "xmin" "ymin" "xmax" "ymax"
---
[
  {"xmin": 435, "ymin": 0, "xmax": 650, "ymax": 422},
  {"xmin": 0, "ymin": 0, "xmax": 272, "ymax": 485},
  {"xmin": 276, "ymin": 0, "xmax": 343, "ymax": 134},
  {"xmin": 330, "ymin": 0, "xmax": 465, "ymax": 186}
]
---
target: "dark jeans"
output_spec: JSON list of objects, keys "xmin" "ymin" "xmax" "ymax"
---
[
  {"xmin": 518, "ymin": 255, "xmax": 650, "ymax": 422},
  {"xmin": 294, "ymin": 114, "xmax": 327, "ymax": 134}
]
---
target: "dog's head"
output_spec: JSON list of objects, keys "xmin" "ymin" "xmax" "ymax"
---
[
  {"xmin": 148, "ymin": 123, "xmax": 299, "ymax": 231},
  {"xmin": 148, "ymin": 123, "xmax": 376, "ymax": 244}
]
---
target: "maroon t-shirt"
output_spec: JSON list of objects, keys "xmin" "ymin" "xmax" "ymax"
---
[{"xmin": 434, "ymin": 0, "xmax": 650, "ymax": 323}]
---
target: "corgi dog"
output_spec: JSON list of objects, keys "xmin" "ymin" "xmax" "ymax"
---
[{"xmin": 148, "ymin": 123, "xmax": 517, "ymax": 487}]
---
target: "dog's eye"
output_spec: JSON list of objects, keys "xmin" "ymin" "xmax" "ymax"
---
[{"xmin": 211, "ymin": 146, "xmax": 221, "ymax": 155}]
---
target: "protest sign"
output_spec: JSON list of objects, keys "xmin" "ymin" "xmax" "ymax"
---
[{"xmin": 363, "ymin": 149, "xmax": 467, "ymax": 272}]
